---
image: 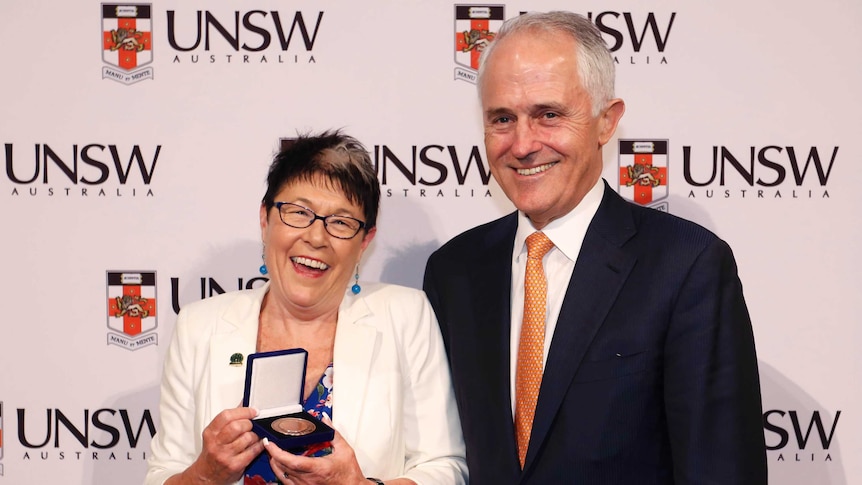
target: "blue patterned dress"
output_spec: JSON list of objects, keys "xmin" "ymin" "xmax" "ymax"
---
[{"xmin": 243, "ymin": 363, "xmax": 334, "ymax": 485}]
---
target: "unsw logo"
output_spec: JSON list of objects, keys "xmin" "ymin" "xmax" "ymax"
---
[
  {"xmin": 15, "ymin": 406, "xmax": 154, "ymax": 461},
  {"xmin": 101, "ymin": 4, "xmax": 154, "ymax": 84},
  {"xmin": 106, "ymin": 271, "xmax": 158, "ymax": 350},
  {"xmin": 682, "ymin": 145, "xmax": 836, "ymax": 200},
  {"xmin": 372, "ymin": 142, "xmax": 493, "ymax": 199},
  {"xmin": 101, "ymin": 4, "xmax": 326, "ymax": 77},
  {"xmin": 165, "ymin": 9, "xmax": 323, "ymax": 65},
  {"xmin": 3, "ymin": 143, "xmax": 161, "ymax": 198}
]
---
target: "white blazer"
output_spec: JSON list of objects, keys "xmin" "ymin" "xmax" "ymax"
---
[{"xmin": 145, "ymin": 282, "xmax": 467, "ymax": 485}]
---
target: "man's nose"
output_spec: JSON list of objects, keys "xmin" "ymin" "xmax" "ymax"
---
[{"xmin": 510, "ymin": 120, "xmax": 542, "ymax": 159}]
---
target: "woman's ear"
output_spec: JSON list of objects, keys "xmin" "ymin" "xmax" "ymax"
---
[
  {"xmin": 360, "ymin": 226, "xmax": 377, "ymax": 253},
  {"xmin": 259, "ymin": 203, "xmax": 269, "ymax": 240}
]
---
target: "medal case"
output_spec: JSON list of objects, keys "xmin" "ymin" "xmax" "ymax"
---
[{"xmin": 242, "ymin": 348, "xmax": 335, "ymax": 450}]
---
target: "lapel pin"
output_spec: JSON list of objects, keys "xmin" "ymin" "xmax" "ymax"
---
[{"xmin": 229, "ymin": 353, "xmax": 244, "ymax": 367}]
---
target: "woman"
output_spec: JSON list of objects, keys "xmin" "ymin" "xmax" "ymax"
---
[{"xmin": 145, "ymin": 131, "xmax": 467, "ymax": 485}]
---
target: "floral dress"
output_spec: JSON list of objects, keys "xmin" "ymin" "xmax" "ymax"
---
[{"xmin": 243, "ymin": 363, "xmax": 334, "ymax": 485}]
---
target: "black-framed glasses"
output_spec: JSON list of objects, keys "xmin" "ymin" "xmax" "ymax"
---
[{"xmin": 275, "ymin": 202, "xmax": 366, "ymax": 240}]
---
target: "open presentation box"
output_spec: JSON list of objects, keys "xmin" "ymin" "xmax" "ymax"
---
[{"xmin": 242, "ymin": 348, "xmax": 334, "ymax": 450}]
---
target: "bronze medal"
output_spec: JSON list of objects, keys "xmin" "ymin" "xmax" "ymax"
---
[{"xmin": 271, "ymin": 417, "xmax": 315, "ymax": 436}]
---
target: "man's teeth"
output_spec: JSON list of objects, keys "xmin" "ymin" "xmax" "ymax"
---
[
  {"xmin": 292, "ymin": 257, "xmax": 329, "ymax": 270},
  {"xmin": 517, "ymin": 162, "xmax": 556, "ymax": 176}
]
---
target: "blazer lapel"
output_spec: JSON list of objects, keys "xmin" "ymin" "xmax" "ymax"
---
[
  {"xmin": 209, "ymin": 287, "xmax": 265, "ymax": 413},
  {"xmin": 202, "ymin": 284, "xmax": 377, "ymax": 440},
  {"xmin": 331, "ymin": 292, "xmax": 377, "ymax": 442},
  {"xmin": 524, "ymin": 185, "xmax": 638, "ymax": 473}
]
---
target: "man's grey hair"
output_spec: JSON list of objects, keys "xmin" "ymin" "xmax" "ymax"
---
[{"xmin": 477, "ymin": 11, "xmax": 616, "ymax": 117}]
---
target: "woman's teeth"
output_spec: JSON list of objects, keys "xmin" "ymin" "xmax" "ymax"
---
[{"xmin": 292, "ymin": 257, "xmax": 329, "ymax": 270}]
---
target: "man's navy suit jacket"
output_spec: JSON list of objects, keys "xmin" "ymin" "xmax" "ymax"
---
[{"xmin": 423, "ymin": 183, "xmax": 767, "ymax": 484}]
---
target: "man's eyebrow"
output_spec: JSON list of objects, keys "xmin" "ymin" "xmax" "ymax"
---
[
  {"xmin": 484, "ymin": 102, "xmax": 571, "ymax": 119},
  {"xmin": 483, "ymin": 107, "xmax": 513, "ymax": 119},
  {"xmin": 529, "ymin": 102, "xmax": 569, "ymax": 114}
]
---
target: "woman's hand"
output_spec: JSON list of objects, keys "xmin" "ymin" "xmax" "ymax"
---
[
  {"xmin": 176, "ymin": 406, "xmax": 264, "ymax": 485},
  {"xmin": 264, "ymin": 426, "xmax": 367, "ymax": 485}
]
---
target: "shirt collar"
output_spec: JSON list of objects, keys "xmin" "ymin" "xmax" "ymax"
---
[{"xmin": 514, "ymin": 177, "xmax": 605, "ymax": 262}]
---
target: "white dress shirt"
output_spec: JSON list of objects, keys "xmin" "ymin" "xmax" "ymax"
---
[{"xmin": 509, "ymin": 178, "xmax": 605, "ymax": 414}]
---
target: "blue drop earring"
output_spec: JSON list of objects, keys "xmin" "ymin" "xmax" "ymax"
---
[
  {"xmin": 259, "ymin": 247, "xmax": 268, "ymax": 275},
  {"xmin": 351, "ymin": 265, "xmax": 361, "ymax": 294}
]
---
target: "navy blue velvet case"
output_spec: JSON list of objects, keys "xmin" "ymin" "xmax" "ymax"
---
[{"xmin": 241, "ymin": 348, "xmax": 335, "ymax": 449}]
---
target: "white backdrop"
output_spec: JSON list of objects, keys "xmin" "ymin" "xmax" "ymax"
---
[{"xmin": 1, "ymin": 1, "xmax": 859, "ymax": 483}]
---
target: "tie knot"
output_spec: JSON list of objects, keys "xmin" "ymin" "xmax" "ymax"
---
[{"xmin": 526, "ymin": 231, "xmax": 554, "ymax": 260}]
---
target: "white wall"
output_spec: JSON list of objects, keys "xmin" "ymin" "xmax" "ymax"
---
[{"xmin": 0, "ymin": 1, "xmax": 858, "ymax": 483}]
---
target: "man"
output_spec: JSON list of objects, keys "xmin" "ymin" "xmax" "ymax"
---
[{"xmin": 423, "ymin": 11, "xmax": 767, "ymax": 484}]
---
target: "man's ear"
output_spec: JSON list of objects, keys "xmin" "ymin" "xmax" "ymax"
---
[{"xmin": 598, "ymin": 98, "xmax": 626, "ymax": 147}]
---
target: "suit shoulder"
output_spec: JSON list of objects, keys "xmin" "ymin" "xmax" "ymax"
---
[
  {"xmin": 627, "ymin": 202, "xmax": 723, "ymax": 251},
  {"xmin": 430, "ymin": 212, "xmax": 514, "ymax": 261}
]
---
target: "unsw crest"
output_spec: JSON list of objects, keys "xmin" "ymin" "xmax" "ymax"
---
[
  {"xmin": 101, "ymin": 3, "xmax": 154, "ymax": 84},
  {"xmin": 453, "ymin": 5, "xmax": 504, "ymax": 84},
  {"xmin": 619, "ymin": 140, "xmax": 669, "ymax": 211},
  {"xmin": 106, "ymin": 271, "xmax": 158, "ymax": 350}
]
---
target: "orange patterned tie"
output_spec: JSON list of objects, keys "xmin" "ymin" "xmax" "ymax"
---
[{"xmin": 515, "ymin": 231, "xmax": 554, "ymax": 468}]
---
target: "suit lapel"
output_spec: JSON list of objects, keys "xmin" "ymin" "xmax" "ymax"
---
[
  {"xmin": 470, "ymin": 214, "xmax": 522, "ymax": 472},
  {"xmin": 523, "ymin": 185, "xmax": 638, "ymax": 473}
]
